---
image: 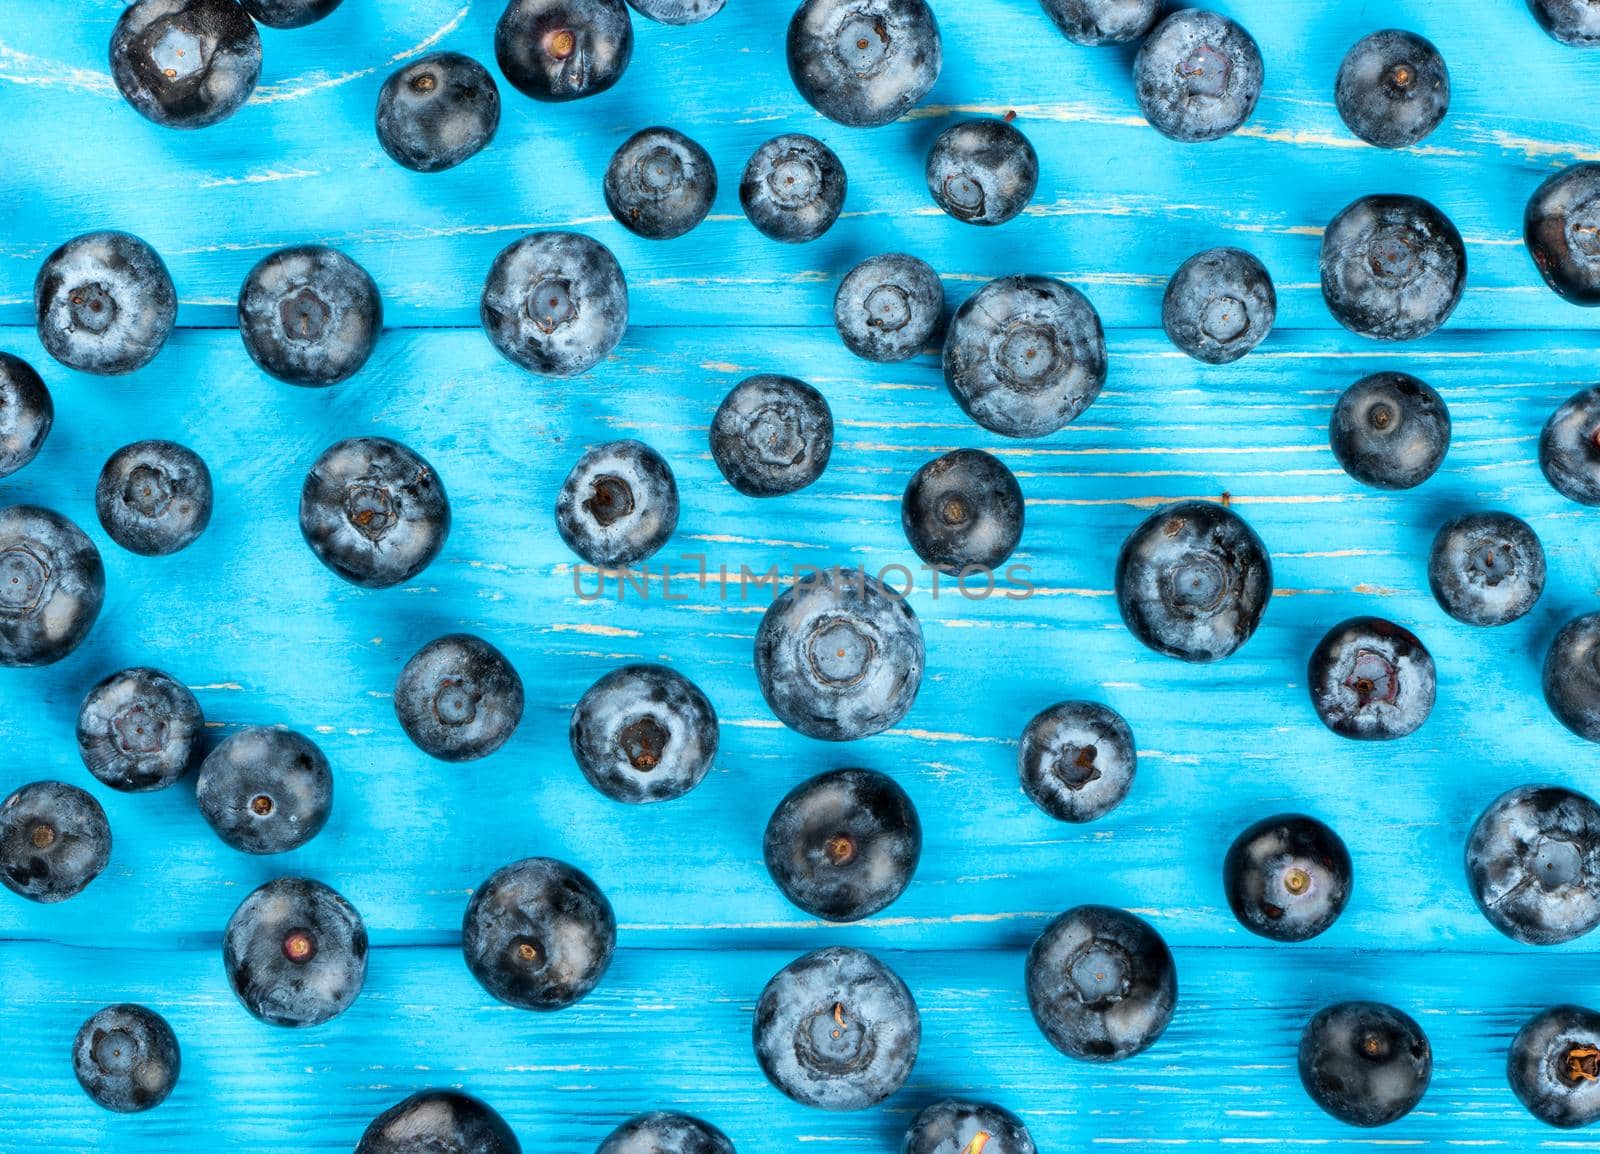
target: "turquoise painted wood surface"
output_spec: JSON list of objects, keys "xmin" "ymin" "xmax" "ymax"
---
[{"xmin": 1, "ymin": 0, "xmax": 1599, "ymax": 1150}]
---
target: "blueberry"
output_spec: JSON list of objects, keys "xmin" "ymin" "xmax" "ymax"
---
[
  {"xmin": 925, "ymin": 119, "xmax": 1039, "ymax": 227},
  {"xmin": 753, "ymin": 946, "xmax": 920, "ymax": 1110},
  {"xmin": 942, "ymin": 276, "xmax": 1107, "ymax": 439},
  {"xmin": 556, "ymin": 439, "xmax": 677, "ymax": 567},
  {"xmin": 1335, "ymin": 30, "xmax": 1449, "ymax": 150},
  {"xmin": 1017, "ymin": 701, "xmax": 1134, "ymax": 824},
  {"xmin": 1040, "ymin": 0, "xmax": 1159, "ymax": 45},
  {"xmin": 240, "ymin": 0, "xmax": 343, "ymax": 27},
  {"xmin": 786, "ymin": 0, "xmax": 941, "ymax": 128},
  {"xmin": 35, "ymin": 232, "xmax": 177, "ymax": 376},
  {"xmin": 196, "ymin": 726, "xmax": 333, "ymax": 855},
  {"xmin": 1428, "ymin": 511, "xmax": 1545, "ymax": 627},
  {"xmin": 1298, "ymin": 1002, "xmax": 1431, "ymax": 1126},
  {"xmin": 0, "ymin": 781, "xmax": 111, "ymax": 903},
  {"xmin": 1329, "ymin": 372, "xmax": 1450, "ymax": 490},
  {"xmin": 1542, "ymin": 386, "xmax": 1600, "ymax": 503},
  {"xmin": 1162, "ymin": 247, "xmax": 1276, "ymax": 364},
  {"xmin": 1320, "ymin": 195, "xmax": 1466, "ymax": 341},
  {"xmin": 740, "ymin": 135, "xmax": 847, "ymax": 244},
  {"xmin": 110, "ymin": 0, "xmax": 261, "ymax": 129},
  {"xmin": 754, "ymin": 566, "xmax": 924, "ymax": 741},
  {"xmin": 1527, "ymin": 165, "xmax": 1600, "ymax": 306},
  {"xmin": 0, "ymin": 505, "xmax": 106, "ymax": 668},
  {"xmin": 626, "ymin": 0, "xmax": 725, "ymax": 22},
  {"xmin": 462, "ymin": 857, "xmax": 616, "ymax": 1010},
  {"xmin": 901, "ymin": 449, "xmax": 1024, "ymax": 573},
  {"xmin": 763, "ymin": 767, "xmax": 921, "ymax": 921},
  {"xmin": 1133, "ymin": 10, "xmax": 1263, "ymax": 143},
  {"xmin": 1466, "ymin": 785, "xmax": 1600, "ymax": 945},
  {"xmin": 238, "ymin": 246, "xmax": 382, "ymax": 387},
  {"xmin": 496, "ymin": 0, "xmax": 633, "ymax": 102},
  {"xmin": 710, "ymin": 375, "xmax": 834, "ymax": 497},
  {"xmin": 77, "ymin": 667, "xmax": 204, "ymax": 793},
  {"xmin": 222, "ymin": 876, "xmax": 367, "ymax": 1027},
  {"xmin": 73, "ymin": 1004, "xmax": 180, "ymax": 1114},
  {"xmin": 96, "ymin": 440, "xmax": 213, "ymax": 557},
  {"xmin": 1529, "ymin": 1, "xmax": 1600, "ymax": 45},
  {"xmin": 376, "ymin": 52, "xmax": 501, "ymax": 174},
  {"xmin": 903, "ymin": 1099, "xmax": 1036, "ymax": 1154},
  {"xmin": 597, "ymin": 1112, "xmax": 732, "ymax": 1154},
  {"xmin": 1115, "ymin": 500, "xmax": 1271, "ymax": 664},
  {"xmin": 300, "ymin": 436, "xmax": 450, "ymax": 589},
  {"xmin": 358, "ymin": 1091, "xmax": 521, "ymax": 1154},
  {"xmin": 481, "ymin": 232, "xmax": 629, "ymax": 376},
  {"xmin": 1307, "ymin": 617, "xmax": 1435, "ymax": 741},
  {"xmin": 1224, "ymin": 814, "xmax": 1351, "ymax": 942},
  {"xmin": 604, "ymin": 127, "xmax": 717, "ymax": 240},
  {"xmin": 1543, "ymin": 613, "xmax": 1600, "ymax": 743},
  {"xmin": 570, "ymin": 664, "xmax": 718, "ymax": 803},
  {"xmin": 0, "ymin": 353, "xmax": 52, "ymax": 480},
  {"xmin": 1025, "ymin": 905, "xmax": 1176, "ymax": 1062},
  {"xmin": 395, "ymin": 635, "xmax": 524, "ymax": 762},
  {"xmin": 834, "ymin": 254, "xmax": 943, "ymax": 363},
  {"xmin": 1509, "ymin": 1005, "xmax": 1600, "ymax": 1128}
]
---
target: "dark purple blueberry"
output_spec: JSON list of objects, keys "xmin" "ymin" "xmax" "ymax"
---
[
  {"xmin": 763, "ymin": 767, "xmax": 921, "ymax": 921},
  {"xmin": 1529, "ymin": 1, "xmax": 1600, "ymax": 45},
  {"xmin": 1025, "ymin": 905, "xmax": 1176, "ymax": 1062},
  {"xmin": 462, "ymin": 857, "xmax": 616, "ymax": 1011},
  {"xmin": 1466, "ymin": 785, "xmax": 1600, "ymax": 945},
  {"xmin": 626, "ymin": 0, "xmax": 725, "ymax": 23},
  {"xmin": 555, "ymin": 439, "xmax": 677, "ymax": 566},
  {"xmin": 77, "ymin": 667, "xmax": 203, "ymax": 792},
  {"xmin": 0, "ymin": 505, "xmax": 106, "ymax": 668},
  {"xmin": 238, "ymin": 246, "xmax": 382, "ymax": 387},
  {"xmin": 1335, "ymin": 30, "xmax": 1449, "ymax": 149},
  {"xmin": 0, "ymin": 781, "xmax": 111, "ymax": 903},
  {"xmin": 496, "ymin": 0, "xmax": 633, "ymax": 102},
  {"xmin": 395, "ymin": 635, "xmax": 524, "ymax": 762},
  {"xmin": 834, "ymin": 253, "xmax": 943, "ymax": 363},
  {"xmin": 1509, "ymin": 1005, "xmax": 1600, "ymax": 1128},
  {"xmin": 1115, "ymin": 500, "xmax": 1271, "ymax": 664},
  {"xmin": 73, "ymin": 1004, "xmax": 180, "ymax": 1114},
  {"xmin": 35, "ymin": 232, "xmax": 176, "ymax": 376},
  {"xmin": 902, "ymin": 449, "xmax": 1024, "ymax": 573},
  {"xmin": 903, "ymin": 1099, "xmax": 1035, "ymax": 1154},
  {"xmin": 786, "ymin": 0, "xmax": 941, "ymax": 128},
  {"xmin": 481, "ymin": 232, "xmax": 629, "ymax": 376},
  {"xmin": 0, "ymin": 354, "xmax": 52, "ymax": 480},
  {"xmin": 1017, "ymin": 701, "xmax": 1134, "ymax": 824},
  {"xmin": 925, "ymin": 119, "xmax": 1039, "ymax": 227},
  {"xmin": 710, "ymin": 375, "xmax": 834, "ymax": 497},
  {"xmin": 299, "ymin": 436, "xmax": 450, "ymax": 589},
  {"xmin": 1428, "ymin": 511, "xmax": 1545, "ymax": 626},
  {"xmin": 222, "ymin": 876, "xmax": 367, "ymax": 1027},
  {"xmin": 570, "ymin": 664, "xmax": 718, "ymax": 803},
  {"xmin": 753, "ymin": 946, "xmax": 920, "ymax": 1110},
  {"xmin": 1298, "ymin": 1002, "xmax": 1431, "ymax": 1126},
  {"xmin": 597, "ymin": 1112, "xmax": 731, "ymax": 1154},
  {"xmin": 1162, "ymin": 247, "xmax": 1276, "ymax": 364},
  {"xmin": 1528, "ymin": 165, "xmax": 1600, "ymax": 305},
  {"xmin": 1307, "ymin": 617, "xmax": 1435, "ymax": 741},
  {"xmin": 110, "ymin": 0, "xmax": 261, "ymax": 129},
  {"xmin": 1544, "ymin": 613, "xmax": 1600, "ymax": 743},
  {"xmin": 1320, "ymin": 194, "xmax": 1466, "ymax": 341},
  {"xmin": 96, "ymin": 440, "xmax": 213, "ymax": 556},
  {"xmin": 604, "ymin": 127, "xmax": 717, "ymax": 240},
  {"xmin": 1040, "ymin": 0, "xmax": 1159, "ymax": 45},
  {"xmin": 740, "ymin": 134, "xmax": 847, "ymax": 244},
  {"xmin": 240, "ymin": 0, "xmax": 343, "ymax": 27},
  {"xmin": 1133, "ymin": 10, "xmax": 1263, "ymax": 142},
  {"xmin": 942, "ymin": 275, "xmax": 1107, "ymax": 439},
  {"xmin": 1542, "ymin": 386, "xmax": 1600, "ymax": 503},
  {"xmin": 376, "ymin": 52, "xmax": 501, "ymax": 174},
  {"xmin": 1224, "ymin": 814, "xmax": 1351, "ymax": 942},
  {"xmin": 358, "ymin": 1091, "xmax": 521, "ymax": 1154},
  {"xmin": 754, "ymin": 566, "xmax": 924, "ymax": 742},
  {"xmin": 1329, "ymin": 372, "xmax": 1450, "ymax": 490},
  {"xmin": 195, "ymin": 726, "xmax": 333, "ymax": 854}
]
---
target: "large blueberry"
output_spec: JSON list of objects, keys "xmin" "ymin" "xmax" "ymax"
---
[
  {"xmin": 1466, "ymin": 785, "xmax": 1600, "ymax": 945},
  {"xmin": 754, "ymin": 567, "xmax": 924, "ymax": 741},
  {"xmin": 570, "ymin": 664, "xmax": 718, "ymax": 803},
  {"xmin": 1542, "ymin": 386, "xmax": 1600, "ymax": 503},
  {"xmin": 357, "ymin": 1091, "xmax": 521, "ymax": 1154},
  {"xmin": 605, "ymin": 127, "xmax": 717, "ymax": 240},
  {"xmin": 786, "ymin": 0, "xmax": 941, "ymax": 128},
  {"xmin": 1544, "ymin": 613, "xmax": 1600, "ymax": 743},
  {"xmin": 597, "ymin": 1112, "xmax": 732, "ymax": 1154},
  {"xmin": 740, "ymin": 135, "xmax": 847, "ymax": 244},
  {"xmin": 240, "ymin": 0, "xmax": 343, "ymax": 27},
  {"xmin": 1299, "ymin": 1002, "xmax": 1431, "ymax": 1126},
  {"xmin": 481, "ymin": 232, "xmax": 628, "ymax": 376},
  {"xmin": 556, "ymin": 439, "xmax": 677, "ymax": 566},
  {"xmin": 753, "ymin": 946, "xmax": 920, "ymax": 1110},
  {"xmin": 300, "ymin": 436, "xmax": 450, "ymax": 588},
  {"xmin": 77, "ymin": 667, "xmax": 204, "ymax": 793},
  {"xmin": 35, "ymin": 232, "xmax": 176, "ymax": 376},
  {"xmin": 0, "ymin": 354, "xmax": 52, "ymax": 480},
  {"xmin": 1223, "ymin": 814, "xmax": 1352, "ymax": 942},
  {"xmin": 1428, "ymin": 511, "xmax": 1545, "ymax": 626},
  {"xmin": 222, "ymin": 876, "xmax": 367, "ymax": 1027},
  {"xmin": 925, "ymin": 119, "xmax": 1039, "ymax": 227},
  {"xmin": 1040, "ymin": 0, "xmax": 1159, "ymax": 45},
  {"xmin": 0, "ymin": 505, "xmax": 106, "ymax": 667},
  {"xmin": 1017, "ymin": 701, "xmax": 1135, "ymax": 824},
  {"xmin": 1529, "ymin": 1, "xmax": 1600, "ymax": 45},
  {"xmin": 1335, "ymin": 30, "xmax": 1449, "ymax": 149},
  {"xmin": 238, "ymin": 246, "xmax": 382, "ymax": 386},
  {"xmin": 763, "ymin": 767, "xmax": 921, "ymax": 921},
  {"xmin": 903, "ymin": 1099, "xmax": 1035, "ymax": 1154},
  {"xmin": 1527, "ymin": 165, "xmax": 1600, "ymax": 305},
  {"xmin": 943, "ymin": 276, "xmax": 1106, "ymax": 439},
  {"xmin": 110, "ymin": 0, "xmax": 261, "ymax": 129},
  {"xmin": 1115, "ymin": 500, "xmax": 1271, "ymax": 663},
  {"xmin": 376, "ymin": 52, "xmax": 501, "ymax": 174},
  {"xmin": 1509, "ymin": 1005, "xmax": 1600, "ymax": 1128},
  {"xmin": 1307, "ymin": 617, "xmax": 1435, "ymax": 741},
  {"xmin": 834, "ymin": 254, "xmax": 942, "ymax": 363},
  {"xmin": 96, "ymin": 440, "xmax": 213, "ymax": 556},
  {"xmin": 1133, "ymin": 10, "xmax": 1263, "ymax": 142},
  {"xmin": 462, "ymin": 857, "xmax": 616, "ymax": 1010},
  {"xmin": 1321, "ymin": 194, "xmax": 1466, "ymax": 341},
  {"xmin": 1162, "ymin": 247, "xmax": 1275, "ymax": 364},
  {"xmin": 73, "ymin": 1004, "xmax": 180, "ymax": 1114},
  {"xmin": 196, "ymin": 726, "xmax": 333, "ymax": 854},
  {"xmin": 902, "ymin": 449, "xmax": 1024, "ymax": 573},
  {"xmin": 496, "ymin": 0, "xmax": 633, "ymax": 102},
  {"xmin": 395, "ymin": 635, "xmax": 524, "ymax": 762},
  {"xmin": 1329, "ymin": 372, "xmax": 1449, "ymax": 490},
  {"xmin": 1025, "ymin": 905, "xmax": 1176, "ymax": 1061},
  {"xmin": 710, "ymin": 375, "xmax": 833, "ymax": 497},
  {"xmin": 0, "ymin": 781, "xmax": 111, "ymax": 903}
]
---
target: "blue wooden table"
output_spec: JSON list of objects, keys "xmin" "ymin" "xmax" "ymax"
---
[{"xmin": 2, "ymin": 0, "xmax": 1599, "ymax": 1149}]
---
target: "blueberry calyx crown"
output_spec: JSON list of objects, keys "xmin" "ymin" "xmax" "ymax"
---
[
  {"xmin": 546, "ymin": 28, "xmax": 577, "ymax": 61},
  {"xmin": 1066, "ymin": 939, "xmax": 1132, "ymax": 1007},
  {"xmin": 113, "ymin": 705, "xmax": 167, "ymax": 754},
  {"xmin": 344, "ymin": 481, "xmax": 399, "ymax": 541},
  {"xmin": 805, "ymin": 617, "xmax": 876, "ymax": 686},
  {"xmin": 513, "ymin": 937, "xmax": 546, "ymax": 967},
  {"xmin": 1178, "ymin": 44, "xmax": 1230, "ymax": 98},
  {"xmin": 824, "ymin": 834, "xmax": 856, "ymax": 865},
  {"xmin": 834, "ymin": 11, "xmax": 892, "ymax": 76},
  {"xmin": 865, "ymin": 284, "xmax": 911, "ymax": 332},
  {"xmin": 528, "ymin": 277, "xmax": 576, "ymax": 333},
  {"xmin": 124, "ymin": 464, "xmax": 174, "ymax": 518},
  {"xmin": 798, "ymin": 1000, "xmax": 875, "ymax": 1073},
  {"xmin": 1055, "ymin": 743, "xmax": 1101, "ymax": 791},
  {"xmin": 995, "ymin": 322, "xmax": 1063, "ymax": 391},
  {"xmin": 635, "ymin": 147, "xmax": 684, "ymax": 195},
  {"xmin": 30, "ymin": 821, "xmax": 56, "ymax": 848},
  {"xmin": 433, "ymin": 678, "xmax": 480, "ymax": 727},
  {"xmin": 68, "ymin": 284, "xmax": 118, "ymax": 334},
  {"xmin": 748, "ymin": 405, "xmax": 805, "ymax": 466},
  {"xmin": 1563, "ymin": 1044, "xmax": 1600, "ymax": 1085},
  {"xmin": 584, "ymin": 475, "xmax": 634, "ymax": 527},
  {"xmin": 282, "ymin": 928, "xmax": 317, "ymax": 964},
  {"xmin": 280, "ymin": 287, "xmax": 332, "ymax": 343},
  {"xmin": 618, "ymin": 715, "xmax": 668, "ymax": 770},
  {"xmin": 1343, "ymin": 649, "xmax": 1399, "ymax": 708},
  {"xmin": 0, "ymin": 545, "xmax": 49, "ymax": 613}
]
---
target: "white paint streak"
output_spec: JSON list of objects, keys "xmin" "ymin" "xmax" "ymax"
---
[{"xmin": 251, "ymin": 7, "xmax": 472, "ymax": 104}]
